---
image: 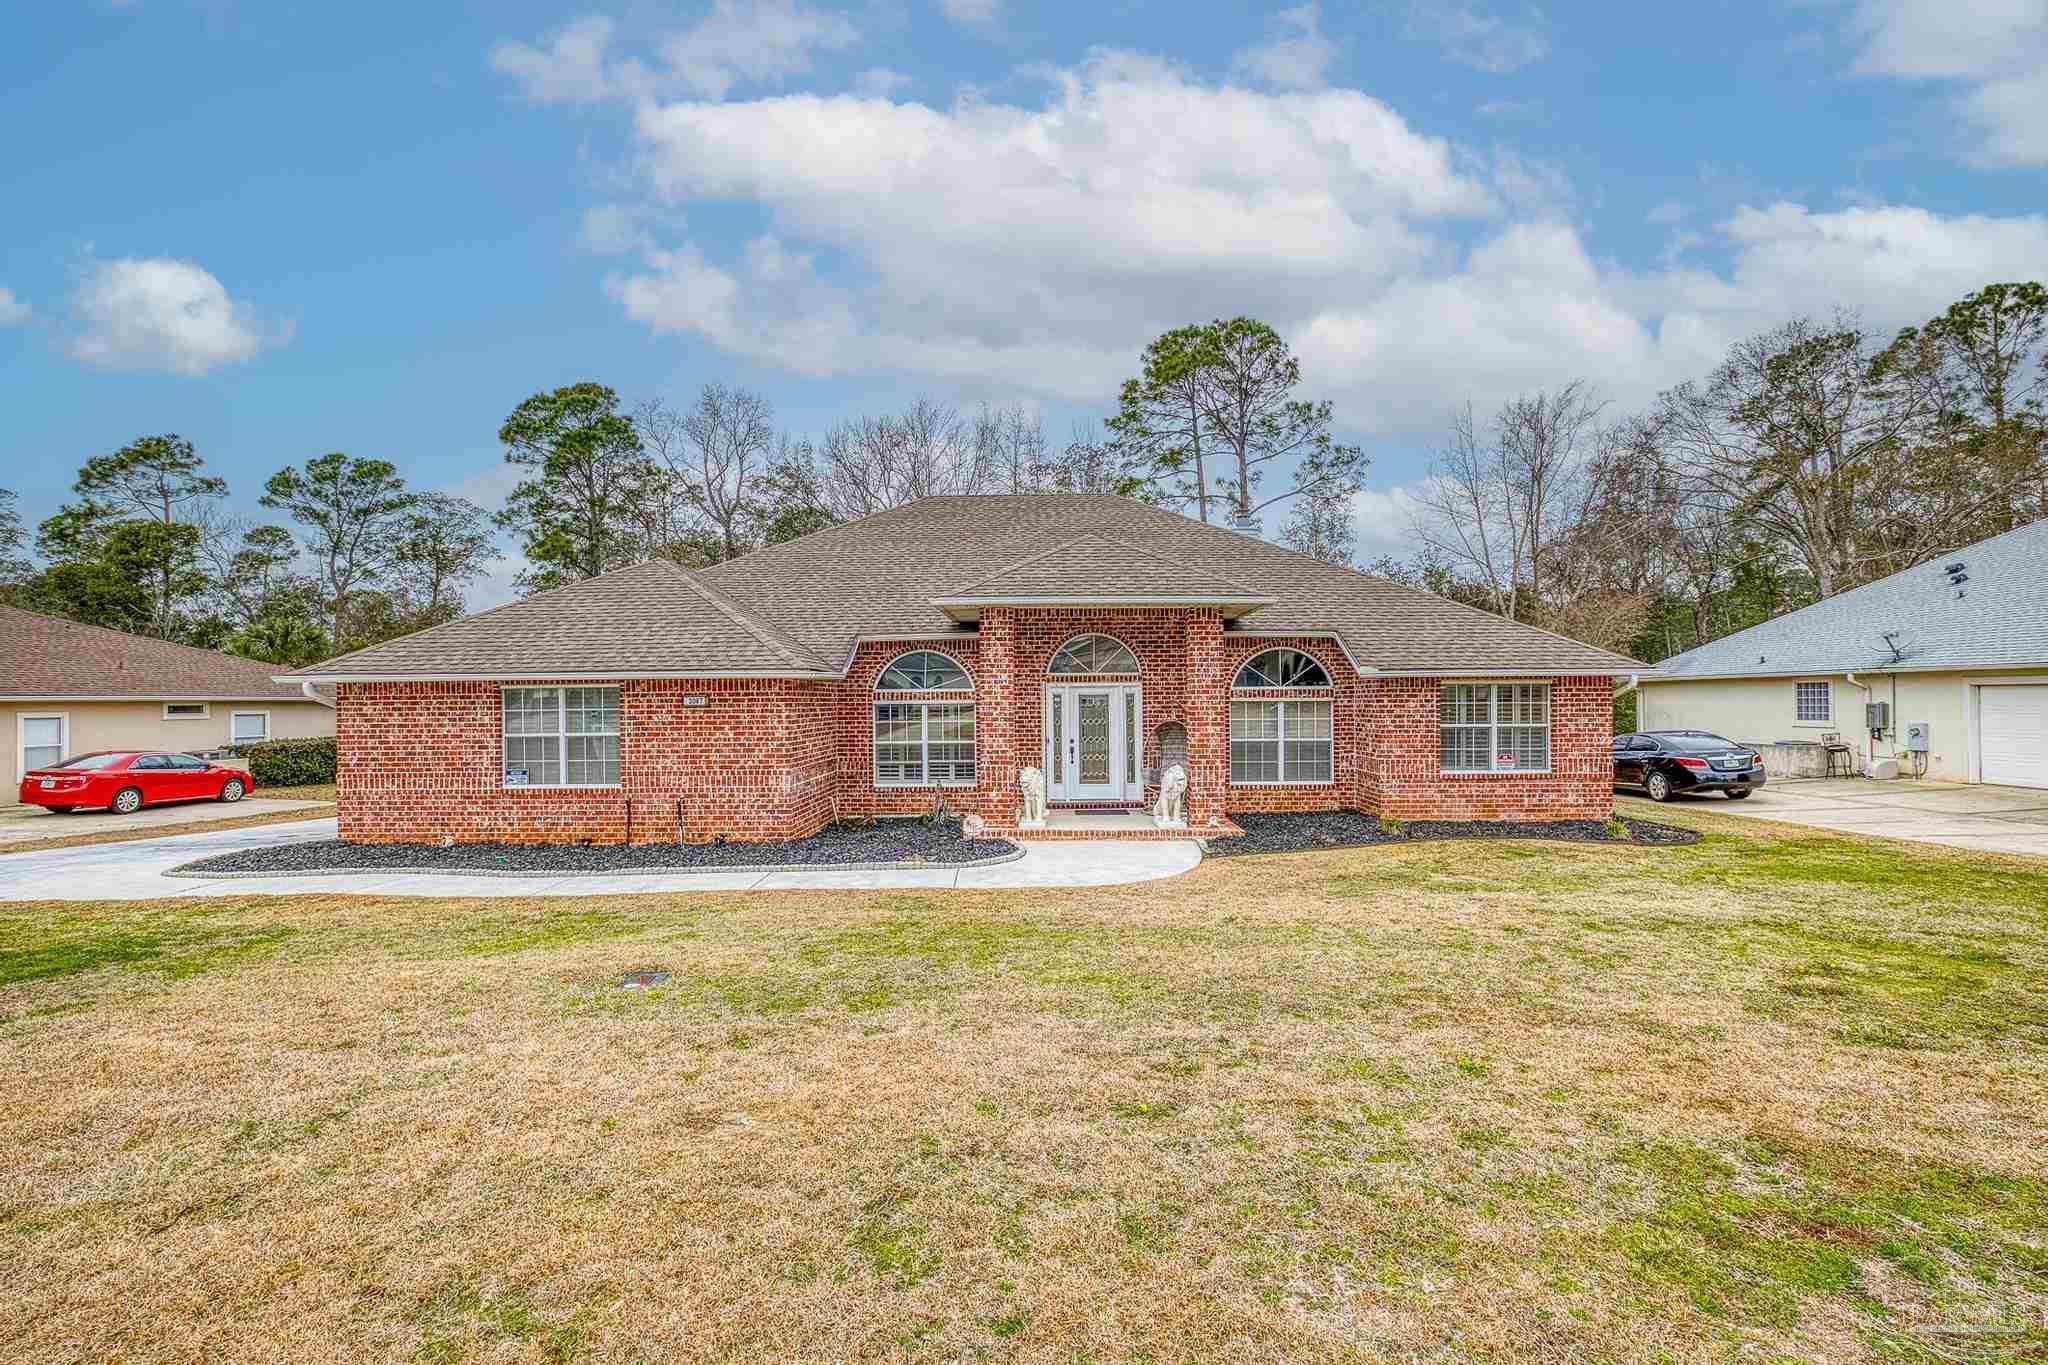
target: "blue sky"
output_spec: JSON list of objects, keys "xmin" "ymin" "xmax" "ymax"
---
[{"xmin": 5, "ymin": 0, "xmax": 2045, "ymax": 600}]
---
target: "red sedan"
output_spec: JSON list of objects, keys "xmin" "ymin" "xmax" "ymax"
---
[{"xmin": 18, "ymin": 750, "xmax": 255, "ymax": 814}]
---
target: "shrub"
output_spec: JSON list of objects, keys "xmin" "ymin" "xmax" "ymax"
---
[
  {"xmin": 1378, "ymin": 816, "xmax": 1408, "ymax": 836},
  {"xmin": 230, "ymin": 736, "xmax": 337, "ymax": 787}
]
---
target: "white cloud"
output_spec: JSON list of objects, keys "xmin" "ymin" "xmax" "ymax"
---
[
  {"xmin": 0, "ymin": 287, "xmax": 30, "ymax": 326},
  {"xmin": 491, "ymin": 2, "xmax": 858, "ymax": 105},
  {"xmin": 660, "ymin": 0, "xmax": 860, "ymax": 100},
  {"xmin": 66, "ymin": 256, "xmax": 277, "ymax": 376},
  {"xmin": 580, "ymin": 203, "xmax": 653, "ymax": 254},
  {"xmin": 1349, "ymin": 481, "xmax": 1429, "ymax": 563},
  {"xmin": 937, "ymin": 0, "xmax": 1000, "ymax": 29},
  {"xmin": 854, "ymin": 66, "xmax": 910, "ymax": 97},
  {"xmin": 1232, "ymin": 4, "xmax": 1338, "ymax": 92},
  {"xmin": 490, "ymin": 15, "xmax": 627, "ymax": 104},
  {"xmin": 527, "ymin": 41, "xmax": 2048, "ymax": 437},
  {"xmin": 1406, "ymin": 2, "xmax": 1550, "ymax": 73},
  {"xmin": 1847, "ymin": 0, "xmax": 2048, "ymax": 166},
  {"xmin": 1474, "ymin": 96, "xmax": 1540, "ymax": 119}
]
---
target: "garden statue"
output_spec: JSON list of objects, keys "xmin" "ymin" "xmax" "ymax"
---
[
  {"xmin": 1017, "ymin": 767, "xmax": 1048, "ymax": 826},
  {"xmin": 1153, "ymin": 764, "xmax": 1187, "ymax": 826}
]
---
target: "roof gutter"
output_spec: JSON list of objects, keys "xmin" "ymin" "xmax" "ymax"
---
[
  {"xmin": 301, "ymin": 681, "xmax": 335, "ymax": 709},
  {"xmin": 276, "ymin": 669, "xmax": 840, "ymax": 684},
  {"xmin": 1615, "ymin": 671, "xmax": 1641, "ymax": 697}
]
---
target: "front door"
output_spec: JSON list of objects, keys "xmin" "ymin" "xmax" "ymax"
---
[{"xmin": 1045, "ymin": 685, "xmax": 1138, "ymax": 802}]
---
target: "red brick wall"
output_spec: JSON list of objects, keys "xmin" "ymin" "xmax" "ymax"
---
[
  {"xmin": 334, "ymin": 646, "xmax": 1613, "ymax": 844},
  {"xmin": 1361, "ymin": 675, "xmax": 1614, "ymax": 821},
  {"xmin": 335, "ymin": 677, "xmax": 838, "ymax": 845}
]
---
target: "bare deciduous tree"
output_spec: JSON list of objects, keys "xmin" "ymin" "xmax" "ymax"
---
[{"xmin": 817, "ymin": 398, "xmax": 995, "ymax": 520}]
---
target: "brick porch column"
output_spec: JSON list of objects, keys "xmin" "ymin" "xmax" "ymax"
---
[
  {"xmin": 1182, "ymin": 608, "xmax": 1228, "ymax": 828},
  {"xmin": 977, "ymin": 607, "xmax": 1020, "ymax": 820}
]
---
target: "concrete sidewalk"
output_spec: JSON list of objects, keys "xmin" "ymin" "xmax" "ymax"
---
[
  {"xmin": 0, "ymin": 818, "xmax": 1203, "ymax": 900},
  {"xmin": 0, "ymin": 797, "xmax": 332, "ymax": 846},
  {"xmin": 1659, "ymin": 777, "xmax": 2048, "ymax": 857}
]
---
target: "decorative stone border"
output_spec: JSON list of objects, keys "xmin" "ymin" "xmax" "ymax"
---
[{"xmin": 165, "ymin": 845, "xmax": 1028, "ymax": 880}]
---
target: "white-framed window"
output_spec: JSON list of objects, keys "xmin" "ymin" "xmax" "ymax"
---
[
  {"xmin": 501, "ymin": 686, "xmax": 620, "ymax": 787},
  {"xmin": 1230, "ymin": 698, "xmax": 1333, "ymax": 784},
  {"xmin": 231, "ymin": 711, "xmax": 270, "ymax": 744},
  {"xmin": 1440, "ymin": 683, "xmax": 1551, "ymax": 773},
  {"xmin": 876, "ymin": 649, "xmax": 972, "ymax": 691},
  {"xmin": 1234, "ymin": 648, "xmax": 1331, "ymax": 689},
  {"xmin": 19, "ymin": 712, "xmax": 69, "ymax": 775},
  {"xmin": 1794, "ymin": 681, "xmax": 1831, "ymax": 723},
  {"xmin": 875, "ymin": 702, "xmax": 977, "ymax": 786},
  {"xmin": 163, "ymin": 702, "xmax": 210, "ymax": 720},
  {"xmin": 1048, "ymin": 634, "xmax": 1140, "ymax": 676}
]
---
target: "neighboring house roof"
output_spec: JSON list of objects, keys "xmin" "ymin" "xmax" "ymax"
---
[
  {"xmin": 1651, "ymin": 517, "xmax": 2048, "ymax": 680},
  {"xmin": 288, "ymin": 494, "xmax": 1645, "ymax": 681},
  {"xmin": 294, "ymin": 557, "xmax": 834, "ymax": 679},
  {"xmin": 0, "ymin": 604, "xmax": 321, "ymax": 701}
]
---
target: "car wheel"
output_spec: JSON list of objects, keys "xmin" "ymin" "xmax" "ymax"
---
[
  {"xmin": 219, "ymin": 777, "xmax": 245, "ymax": 803},
  {"xmin": 1725, "ymin": 789, "xmax": 1752, "ymax": 800},
  {"xmin": 111, "ymin": 786, "xmax": 144, "ymax": 815},
  {"xmin": 1644, "ymin": 771, "xmax": 1673, "ymax": 802}
]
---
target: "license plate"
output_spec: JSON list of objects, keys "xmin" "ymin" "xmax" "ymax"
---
[
  {"xmin": 1715, "ymin": 759, "xmax": 1746, "ymax": 770},
  {"xmin": 39, "ymin": 778, "xmax": 55, "ymax": 789}
]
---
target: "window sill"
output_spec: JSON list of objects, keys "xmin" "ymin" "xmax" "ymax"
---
[
  {"xmin": 501, "ymin": 783, "xmax": 624, "ymax": 791},
  {"xmin": 1230, "ymin": 780, "xmax": 1335, "ymax": 787},
  {"xmin": 1439, "ymin": 769, "xmax": 1554, "ymax": 777},
  {"xmin": 874, "ymin": 781, "xmax": 979, "ymax": 790}
]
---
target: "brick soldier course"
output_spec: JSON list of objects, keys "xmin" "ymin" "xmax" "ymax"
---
[{"xmin": 289, "ymin": 495, "xmax": 1647, "ymax": 845}]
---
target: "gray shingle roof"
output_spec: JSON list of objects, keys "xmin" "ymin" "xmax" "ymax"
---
[
  {"xmin": 696, "ymin": 495, "xmax": 1640, "ymax": 675},
  {"xmin": 289, "ymin": 494, "xmax": 1645, "ymax": 680},
  {"xmin": 292, "ymin": 558, "xmax": 832, "ymax": 678},
  {"xmin": 1653, "ymin": 517, "xmax": 2048, "ymax": 679},
  {"xmin": 0, "ymin": 605, "xmax": 317, "ymax": 700},
  {"xmin": 936, "ymin": 533, "xmax": 1271, "ymax": 614}
]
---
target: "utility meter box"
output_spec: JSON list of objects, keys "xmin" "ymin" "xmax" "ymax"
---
[
  {"xmin": 1906, "ymin": 722, "xmax": 1930, "ymax": 752},
  {"xmin": 1865, "ymin": 701, "xmax": 1891, "ymax": 735}
]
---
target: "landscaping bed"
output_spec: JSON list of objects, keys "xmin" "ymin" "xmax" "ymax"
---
[
  {"xmin": 1208, "ymin": 809, "xmax": 1699, "ymax": 856},
  {"xmin": 170, "ymin": 818, "xmax": 1021, "ymax": 877}
]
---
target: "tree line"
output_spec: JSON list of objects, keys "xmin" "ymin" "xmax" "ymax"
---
[
  {"xmin": 0, "ymin": 315, "xmax": 1368, "ymax": 660},
  {"xmin": 0, "ymin": 440, "xmax": 496, "ymax": 667},
  {"xmin": 1382, "ymin": 281, "xmax": 2048, "ymax": 669}
]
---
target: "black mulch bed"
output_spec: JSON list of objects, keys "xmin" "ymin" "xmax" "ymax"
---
[
  {"xmin": 172, "ymin": 819, "xmax": 1020, "ymax": 877},
  {"xmin": 1208, "ymin": 809, "xmax": 1700, "ymax": 856}
]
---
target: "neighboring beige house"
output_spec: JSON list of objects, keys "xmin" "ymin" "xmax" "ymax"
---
[
  {"xmin": 1, "ymin": 605, "xmax": 334, "ymax": 805},
  {"xmin": 1639, "ymin": 519, "xmax": 2048, "ymax": 788}
]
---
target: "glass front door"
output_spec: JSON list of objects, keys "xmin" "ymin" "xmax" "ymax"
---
[{"xmin": 1046, "ymin": 685, "xmax": 1138, "ymax": 802}]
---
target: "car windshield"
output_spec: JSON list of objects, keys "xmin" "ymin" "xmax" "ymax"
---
[
  {"xmin": 1660, "ymin": 734, "xmax": 1740, "ymax": 752},
  {"xmin": 51, "ymin": 753, "xmax": 125, "ymax": 770}
]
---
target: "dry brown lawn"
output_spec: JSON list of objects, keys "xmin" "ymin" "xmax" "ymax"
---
[{"xmin": 3, "ymin": 801, "xmax": 2045, "ymax": 1363}]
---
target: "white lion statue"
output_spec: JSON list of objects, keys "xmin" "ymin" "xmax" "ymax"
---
[
  {"xmin": 1152, "ymin": 763, "xmax": 1188, "ymax": 826},
  {"xmin": 1017, "ymin": 767, "xmax": 1048, "ymax": 827}
]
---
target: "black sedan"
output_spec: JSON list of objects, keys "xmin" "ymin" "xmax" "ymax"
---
[{"xmin": 1613, "ymin": 730, "xmax": 1767, "ymax": 801}]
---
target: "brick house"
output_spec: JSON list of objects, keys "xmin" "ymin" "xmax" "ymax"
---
[{"xmin": 284, "ymin": 494, "xmax": 1643, "ymax": 843}]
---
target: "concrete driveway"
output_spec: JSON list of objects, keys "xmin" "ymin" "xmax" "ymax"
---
[
  {"xmin": 1653, "ymin": 777, "xmax": 2048, "ymax": 857},
  {"xmin": 0, "ymin": 817, "xmax": 1203, "ymax": 900},
  {"xmin": 0, "ymin": 797, "xmax": 333, "ymax": 846}
]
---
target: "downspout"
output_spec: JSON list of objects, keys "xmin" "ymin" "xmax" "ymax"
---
[
  {"xmin": 301, "ymin": 681, "xmax": 334, "ymax": 709},
  {"xmin": 1844, "ymin": 672, "xmax": 1873, "ymax": 773},
  {"xmin": 1615, "ymin": 672, "xmax": 1640, "ymax": 698}
]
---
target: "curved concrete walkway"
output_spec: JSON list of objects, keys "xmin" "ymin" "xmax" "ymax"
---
[{"xmin": 0, "ymin": 818, "xmax": 1203, "ymax": 901}]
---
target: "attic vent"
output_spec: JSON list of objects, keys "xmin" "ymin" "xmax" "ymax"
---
[{"xmin": 1943, "ymin": 560, "xmax": 1969, "ymax": 596}]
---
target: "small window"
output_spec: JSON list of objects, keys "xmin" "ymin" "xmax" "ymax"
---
[
  {"xmin": 20, "ymin": 715, "xmax": 67, "ymax": 772},
  {"xmin": 132, "ymin": 754, "xmax": 171, "ymax": 770},
  {"xmin": 1230, "ymin": 698, "xmax": 1332, "ymax": 784},
  {"xmin": 163, "ymin": 702, "xmax": 210, "ymax": 720},
  {"xmin": 1440, "ymin": 683, "xmax": 1551, "ymax": 773},
  {"xmin": 877, "ymin": 650, "xmax": 972, "ymax": 690},
  {"xmin": 1795, "ymin": 681, "xmax": 1831, "ymax": 723},
  {"xmin": 231, "ymin": 711, "xmax": 270, "ymax": 744},
  {"xmin": 502, "ymin": 686, "xmax": 620, "ymax": 787},
  {"xmin": 1234, "ymin": 648, "xmax": 1330, "ymax": 689},
  {"xmin": 1048, "ymin": 634, "xmax": 1140, "ymax": 675},
  {"xmin": 166, "ymin": 753, "xmax": 211, "ymax": 770},
  {"xmin": 875, "ymin": 702, "xmax": 977, "ymax": 786}
]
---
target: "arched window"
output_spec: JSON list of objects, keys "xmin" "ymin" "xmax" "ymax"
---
[
  {"xmin": 877, "ymin": 649, "xmax": 972, "ymax": 690},
  {"xmin": 1048, "ymin": 634, "xmax": 1140, "ymax": 675},
  {"xmin": 1233, "ymin": 648, "xmax": 1330, "ymax": 689}
]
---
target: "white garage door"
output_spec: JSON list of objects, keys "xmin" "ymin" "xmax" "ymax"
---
[{"xmin": 1980, "ymin": 685, "xmax": 2048, "ymax": 789}]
